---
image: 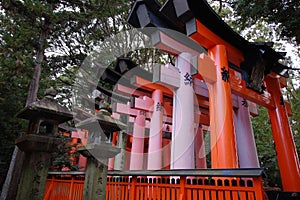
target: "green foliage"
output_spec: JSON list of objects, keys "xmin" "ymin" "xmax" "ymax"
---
[
  {"xmin": 286, "ymin": 76, "xmax": 300, "ymax": 156},
  {"xmin": 50, "ymin": 134, "xmax": 79, "ymax": 171},
  {"xmin": 252, "ymin": 98, "xmax": 299, "ymax": 188},
  {"xmin": 0, "ymin": 2, "xmax": 36, "ymax": 186},
  {"xmin": 0, "ymin": 0, "xmax": 133, "ymax": 188},
  {"xmin": 231, "ymin": 0, "xmax": 300, "ymax": 44},
  {"xmin": 251, "ymin": 106, "xmax": 281, "ymax": 187}
]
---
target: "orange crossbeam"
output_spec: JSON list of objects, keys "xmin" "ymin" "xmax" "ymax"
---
[
  {"xmin": 153, "ymin": 26, "xmax": 274, "ymax": 109},
  {"xmin": 189, "ymin": 19, "xmax": 244, "ymax": 67},
  {"xmin": 131, "ymin": 76, "xmax": 174, "ymax": 97},
  {"xmin": 197, "ymin": 53, "xmax": 275, "ymax": 109},
  {"xmin": 229, "ymin": 68, "xmax": 275, "ymax": 109}
]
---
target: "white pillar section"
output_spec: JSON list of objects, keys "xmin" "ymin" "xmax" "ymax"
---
[
  {"xmin": 195, "ymin": 126, "xmax": 207, "ymax": 168},
  {"xmin": 129, "ymin": 111, "xmax": 146, "ymax": 170},
  {"xmin": 171, "ymin": 52, "xmax": 195, "ymax": 169},
  {"xmin": 147, "ymin": 90, "xmax": 164, "ymax": 169},
  {"xmin": 234, "ymin": 97, "xmax": 260, "ymax": 168}
]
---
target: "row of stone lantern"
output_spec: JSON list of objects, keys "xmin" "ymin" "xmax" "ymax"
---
[{"xmin": 10, "ymin": 87, "xmax": 125, "ymax": 200}]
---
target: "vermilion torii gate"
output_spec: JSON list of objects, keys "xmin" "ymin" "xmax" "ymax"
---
[
  {"xmin": 42, "ymin": 1, "xmax": 299, "ymax": 199},
  {"xmin": 127, "ymin": 0, "xmax": 300, "ymax": 192}
]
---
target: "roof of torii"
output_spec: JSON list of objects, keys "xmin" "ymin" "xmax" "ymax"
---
[{"xmin": 127, "ymin": 0, "xmax": 288, "ymax": 78}]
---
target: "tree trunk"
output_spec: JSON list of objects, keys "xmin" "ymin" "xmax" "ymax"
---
[
  {"xmin": 0, "ymin": 147, "xmax": 24, "ymax": 200},
  {"xmin": 0, "ymin": 21, "xmax": 50, "ymax": 199},
  {"xmin": 26, "ymin": 22, "xmax": 50, "ymax": 105}
]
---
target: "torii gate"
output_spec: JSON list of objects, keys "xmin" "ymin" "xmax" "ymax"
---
[
  {"xmin": 101, "ymin": 63, "xmax": 210, "ymax": 170},
  {"xmin": 105, "ymin": 56, "xmax": 260, "ymax": 171},
  {"xmin": 114, "ymin": 84, "xmax": 204, "ymax": 170},
  {"xmin": 113, "ymin": 101, "xmax": 148, "ymax": 170},
  {"xmin": 130, "ymin": 67, "xmax": 203, "ymax": 169},
  {"xmin": 102, "ymin": 53, "xmax": 260, "ymax": 170},
  {"xmin": 127, "ymin": 0, "xmax": 300, "ymax": 192}
]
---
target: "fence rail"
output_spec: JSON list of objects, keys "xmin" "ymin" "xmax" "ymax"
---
[
  {"xmin": 44, "ymin": 169, "xmax": 265, "ymax": 200},
  {"xmin": 106, "ymin": 169, "xmax": 265, "ymax": 200},
  {"xmin": 44, "ymin": 172, "xmax": 85, "ymax": 200}
]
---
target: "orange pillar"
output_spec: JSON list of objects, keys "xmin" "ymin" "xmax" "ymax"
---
[
  {"xmin": 108, "ymin": 132, "xmax": 118, "ymax": 170},
  {"xmin": 208, "ymin": 45, "xmax": 238, "ymax": 168},
  {"xmin": 265, "ymin": 76, "xmax": 300, "ymax": 192}
]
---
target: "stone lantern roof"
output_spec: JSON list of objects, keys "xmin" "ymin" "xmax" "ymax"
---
[
  {"xmin": 76, "ymin": 99, "xmax": 127, "ymax": 160},
  {"xmin": 76, "ymin": 94, "xmax": 126, "ymax": 133},
  {"xmin": 16, "ymin": 87, "xmax": 73, "ymax": 124},
  {"xmin": 76, "ymin": 108, "xmax": 127, "ymax": 133}
]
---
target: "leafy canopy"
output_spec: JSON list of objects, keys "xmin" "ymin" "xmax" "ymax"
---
[{"xmin": 230, "ymin": 0, "xmax": 300, "ymax": 44}]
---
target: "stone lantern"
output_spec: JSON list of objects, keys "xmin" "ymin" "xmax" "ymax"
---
[
  {"xmin": 15, "ymin": 87, "xmax": 73, "ymax": 200},
  {"xmin": 76, "ymin": 97, "xmax": 126, "ymax": 200}
]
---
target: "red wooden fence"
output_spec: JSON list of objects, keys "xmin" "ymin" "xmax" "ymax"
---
[
  {"xmin": 44, "ymin": 172, "xmax": 85, "ymax": 200},
  {"xmin": 106, "ymin": 169, "xmax": 265, "ymax": 200},
  {"xmin": 44, "ymin": 169, "xmax": 265, "ymax": 200}
]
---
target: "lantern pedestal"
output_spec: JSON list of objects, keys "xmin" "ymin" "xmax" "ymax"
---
[
  {"xmin": 78, "ymin": 144, "xmax": 120, "ymax": 200},
  {"xmin": 16, "ymin": 135, "xmax": 60, "ymax": 200}
]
